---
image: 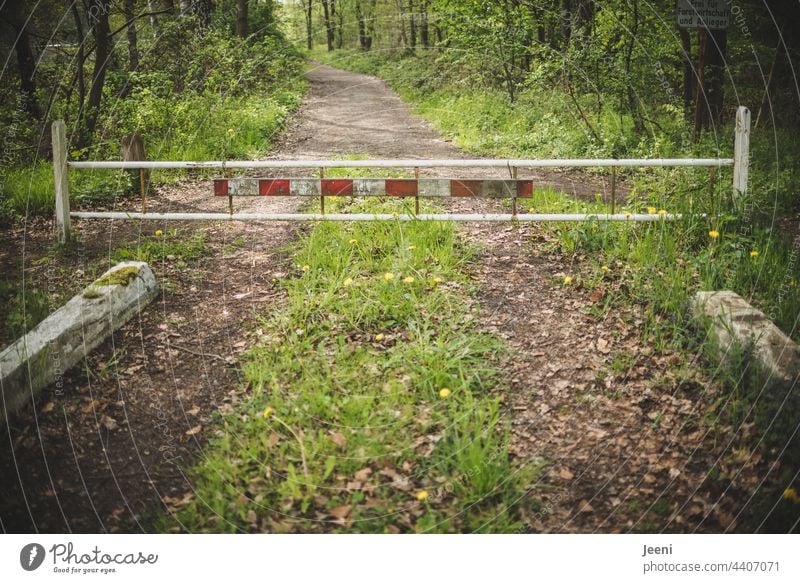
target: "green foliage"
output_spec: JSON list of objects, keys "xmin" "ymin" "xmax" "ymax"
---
[{"xmin": 1, "ymin": 9, "xmax": 305, "ymax": 219}]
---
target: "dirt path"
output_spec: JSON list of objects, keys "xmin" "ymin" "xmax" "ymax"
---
[{"xmin": 1, "ymin": 64, "xmax": 755, "ymax": 533}]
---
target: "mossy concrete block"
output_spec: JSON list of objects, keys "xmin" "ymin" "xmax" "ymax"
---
[
  {"xmin": 692, "ymin": 290, "xmax": 800, "ymax": 391},
  {"xmin": 0, "ymin": 262, "xmax": 158, "ymax": 422}
]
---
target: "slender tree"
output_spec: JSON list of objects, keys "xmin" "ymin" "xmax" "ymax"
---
[
  {"xmin": 2, "ymin": 0, "xmax": 42, "ymax": 118},
  {"xmin": 236, "ymin": 0, "xmax": 249, "ymax": 38},
  {"xmin": 301, "ymin": 0, "xmax": 313, "ymax": 49},
  {"xmin": 80, "ymin": 0, "xmax": 112, "ymax": 148},
  {"xmin": 321, "ymin": 0, "xmax": 335, "ymax": 50}
]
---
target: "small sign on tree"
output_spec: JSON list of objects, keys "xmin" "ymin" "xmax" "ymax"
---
[{"xmin": 676, "ymin": 0, "xmax": 730, "ymax": 30}]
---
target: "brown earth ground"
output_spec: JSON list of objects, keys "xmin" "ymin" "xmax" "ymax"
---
[{"xmin": 0, "ymin": 64, "xmax": 777, "ymax": 533}]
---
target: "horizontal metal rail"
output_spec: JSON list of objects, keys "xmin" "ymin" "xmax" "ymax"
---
[
  {"xmin": 68, "ymin": 158, "xmax": 734, "ymax": 170},
  {"xmin": 70, "ymin": 211, "xmax": 681, "ymax": 222}
]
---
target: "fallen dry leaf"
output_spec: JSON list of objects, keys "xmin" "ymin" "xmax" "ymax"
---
[
  {"xmin": 329, "ymin": 431, "xmax": 347, "ymax": 448},
  {"xmin": 185, "ymin": 425, "xmax": 202, "ymax": 436},
  {"xmin": 99, "ymin": 415, "xmax": 118, "ymax": 431},
  {"xmin": 162, "ymin": 492, "xmax": 194, "ymax": 509},
  {"xmin": 354, "ymin": 467, "xmax": 372, "ymax": 481},
  {"xmin": 81, "ymin": 399, "xmax": 100, "ymax": 414},
  {"xmin": 329, "ymin": 505, "xmax": 351, "ymax": 519},
  {"xmin": 559, "ymin": 467, "xmax": 574, "ymax": 481}
]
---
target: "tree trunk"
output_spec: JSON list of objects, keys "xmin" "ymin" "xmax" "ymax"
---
[
  {"xmin": 560, "ymin": 0, "xmax": 572, "ymax": 51},
  {"xmin": 574, "ymin": 0, "xmax": 594, "ymax": 41},
  {"xmin": 5, "ymin": 0, "xmax": 41, "ymax": 118},
  {"xmin": 356, "ymin": 0, "xmax": 367, "ymax": 50},
  {"xmin": 124, "ymin": 0, "xmax": 139, "ymax": 72},
  {"xmin": 81, "ymin": 0, "xmax": 111, "ymax": 149},
  {"xmin": 236, "ymin": 0, "xmax": 248, "ymax": 38},
  {"xmin": 70, "ymin": 1, "xmax": 86, "ymax": 139},
  {"xmin": 321, "ymin": 0, "xmax": 334, "ymax": 51},
  {"xmin": 120, "ymin": 0, "xmax": 139, "ymax": 99},
  {"xmin": 335, "ymin": 0, "xmax": 344, "ymax": 49},
  {"xmin": 148, "ymin": 0, "xmax": 160, "ymax": 35},
  {"xmin": 624, "ymin": 0, "xmax": 643, "ymax": 134},
  {"xmin": 420, "ymin": 0, "xmax": 429, "ymax": 48},
  {"xmin": 679, "ymin": 28, "xmax": 694, "ymax": 115},
  {"xmin": 706, "ymin": 27, "xmax": 727, "ymax": 129},
  {"xmin": 409, "ymin": 0, "xmax": 417, "ymax": 49},
  {"xmin": 303, "ymin": 0, "xmax": 313, "ymax": 49},
  {"xmin": 397, "ymin": 1, "xmax": 408, "ymax": 49}
]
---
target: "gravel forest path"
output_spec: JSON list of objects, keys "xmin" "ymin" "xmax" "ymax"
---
[{"xmin": 1, "ymin": 63, "xmax": 755, "ymax": 533}]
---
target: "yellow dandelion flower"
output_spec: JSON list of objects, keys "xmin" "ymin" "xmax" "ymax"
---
[
  {"xmin": 403, "ymin": 276, "xmax": 415, "ymax": 284},
  {"xmin": 301, "ymin": 264, "xmax": 310, "ymax": 272},
  {"xmin": 708, "ymin": 230, "xmax": 720, "ymax": 239},
  {"xmin": 624, "ymin": 212, "xmax": 632, "ymax": 219},
  {"xmin": 416, "ymin": 490, "xmax": 429, "ymax": 501},
  {"xmin": 563, "ymin": 276, "xmax": 573, "ymax": 285},
  {"xmin": 383, "ymin": 272, "xmax": 395, "ymax": 281},
  {"xmin": 750, "ymin": 250, "xmax": 759, "ymax": 258},
  {"xmin": 783, "ymin": 487, "xmax": 799, "ymax": 503},
  {"xmin": 349, "ymin": 238, "xmax": 358, "ymax": 245},
  {"xmin": 262, "ymin": 406, "xmax": 273, "ymax": 418},
  {"xmin": 407, "ymin": 245, "xmax": 416, "ymax": 251},
  {"xmin": 155, "ymin": 229, "xmax": 163, "ymax": 237},
  {"xmin": 227, "ymin": 128, "xmax": 235, "ymax": 136},
  {"xmin": 374, "ymin": 333, "xmax": 385, "ymax": 342},
  {"xmin": 432, "ymin": 276, "xmax": 443, "ymax": 284},
  {"xmin": 601, "ymin": 265, "xmax": 610, "ymax": 272},
  {"xmin": 658, "ymin": 209, "xmax": 668, "ymax": 216},
  {"xmin": 439, "ymin": 388, "xmax": 451, "ymax": 398},
  {"xmin": 343, "ymin": 278, "xmax": 353, "ymax": 287},
  {"xmin": 647, "ymin": 207, "xmax": 657, "ymax": 214}
]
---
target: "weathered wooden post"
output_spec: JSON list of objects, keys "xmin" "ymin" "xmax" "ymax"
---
[
  {"xmin": 122, "ymin": 132, "xmax": 147, "ymax": 211},
  {"xmin": 733, "ymin": 106, "xmax": 750, "ymax": 203},
  {"xmin": 52, "ymin": 120, "xmax": 71, "ymax": 243}
]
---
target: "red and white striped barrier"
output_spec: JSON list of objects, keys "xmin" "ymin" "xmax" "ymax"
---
[
  {"xmin": 212, "ymin": 178, "xmax": 534, "ymax": 198},
  {"xmin": 52, "ymin": 106, "xmax": 751, "ymax": 239}
]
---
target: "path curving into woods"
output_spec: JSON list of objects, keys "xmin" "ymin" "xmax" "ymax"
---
[{"xmin": 0, "ymin": 63, "xmax": 755, "ymax": 533}]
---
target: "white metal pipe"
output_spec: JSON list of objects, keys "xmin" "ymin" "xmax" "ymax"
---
[
  {"xmin": 67, "ymin": 158, "xmax": 734, "ymax": 170},
  {"xmin": 70, "ymin": 211, "xmax": 681, "ymax": 222}
]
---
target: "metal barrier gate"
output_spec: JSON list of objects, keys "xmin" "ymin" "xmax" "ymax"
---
[{"xmin": 51, "ymin": 107, "xmax": 750, "ymax": 243}]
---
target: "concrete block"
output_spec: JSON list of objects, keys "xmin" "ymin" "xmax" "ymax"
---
[
  {"xmin": 691, "ymin": 290, "xmax": 800, "ymax": 391},
  {"xmin": 0, "ymin": 262, "xmax": 158, "ymax": 422}
]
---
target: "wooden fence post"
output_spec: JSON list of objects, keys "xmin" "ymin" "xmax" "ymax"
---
[
  {"xmin": 52, "ymin": 120, "xmax": 71, "ymax": 243},
  {"xmin": 733, "ymin": 106, "xmax": 751, "ymax": 204}
]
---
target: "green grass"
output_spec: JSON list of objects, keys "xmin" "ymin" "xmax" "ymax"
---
[
  {"xmin": 162, "ymin": 194, "xmax": 540, "ymax": 533},
  {"xmin": 0, "ymin": 281, "xmax": 53, "ymax": 342},
  {"xmin": 110, "ymin": 228, "xmax": 209, "ymax": 267}
]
